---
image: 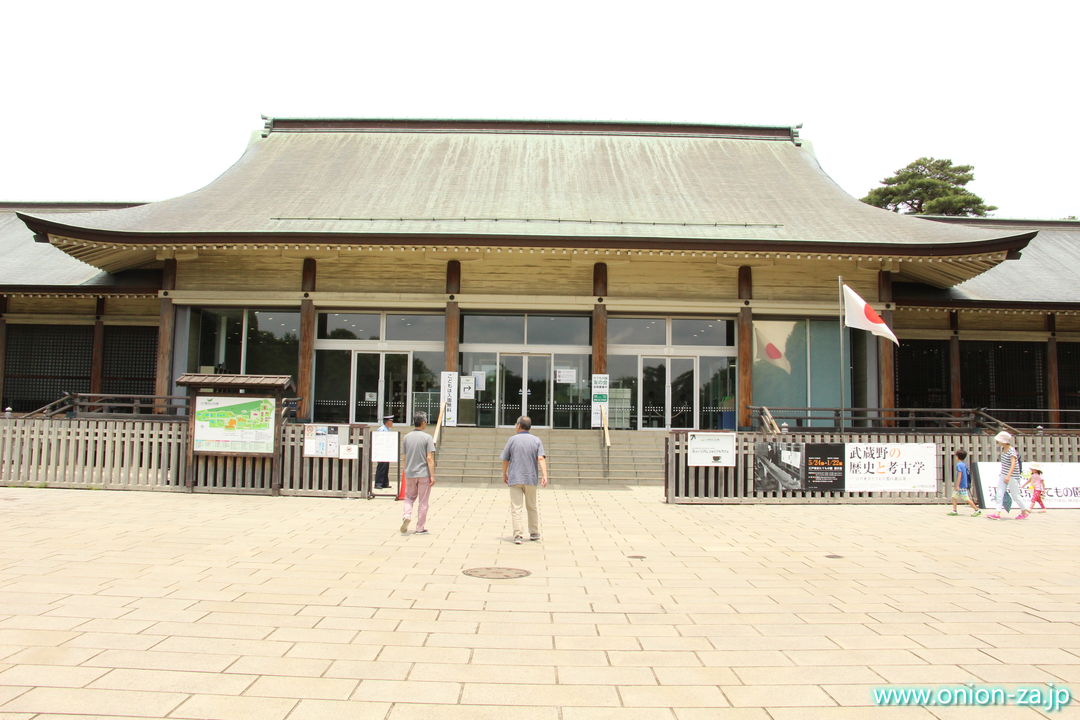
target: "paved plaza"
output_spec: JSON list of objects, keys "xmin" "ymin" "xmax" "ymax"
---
[{"xmin": 0, "ymin": 484, "xmax": 1077, "ymax": 719}]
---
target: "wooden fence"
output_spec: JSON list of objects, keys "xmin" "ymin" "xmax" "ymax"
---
[
  {"xmin": 666, "ymin": 430, "xmax": 1080, "ymax": 504},
  {"xmin": 0, "ymin": 419, "xmax": 369, "ymax": 497}
]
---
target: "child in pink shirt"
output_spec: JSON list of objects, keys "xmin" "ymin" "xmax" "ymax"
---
[{"xmin": 1025, "ymin": 462, "xmax": 1047, "ymax": 512}]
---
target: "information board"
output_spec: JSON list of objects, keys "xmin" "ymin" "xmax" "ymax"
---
[
  {"xmin": 591, "ymin": 374, "xmax": 609, "ymax": 428},
  {"xmin": 804, "ymin": 443, "xmax": 845, "ymax": 491},
  {"xmin": 302, "ymin": 424, "xmax": 350, "ymax": 458},
  {"xmin": 193, "ymin": 396, "xmax": 277, "ymax": 456},
  {"xmin": 370, "ymin": 431, "xmax": 400, "ymax": 463},
  {"xmin": 687, "ymin": 432, "xmax": 736, "ymax": 467}
]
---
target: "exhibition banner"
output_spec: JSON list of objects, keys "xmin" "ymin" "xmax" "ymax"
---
[
  {"xmin": 439, "ymin": 371, "xmax": 459, "ymax": 427},
  {"xmin": 755, "ymin": 441, "xmax": 937, "ymax": 493},
  {"xmin": 974, "ymin": 462, "xmax": 1080, "ymax": 510},
  {"xmin": 591, "ymin": 374, "xmax": 609, "ymax": 428},
  {"xmin": 193, "ymin": 396, "xmax": 276, "ymax": 455}
]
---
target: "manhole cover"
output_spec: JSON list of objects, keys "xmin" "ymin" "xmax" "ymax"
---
[
  {"xmin": 463, "ymin": 567, "xmax": 531, "ymax": 579},
  {"xmin": 825, "ymin": 554, "xmax": 843, "ymax": 559},
  {"xmin": 627, "ymin": 555, "xmax": 647, "ymax": 560}
]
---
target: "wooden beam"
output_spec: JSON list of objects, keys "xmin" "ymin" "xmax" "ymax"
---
[
  {"xmin": 1047, "ymin": 313, "xmax": 1061, "ymax": 427},
  {"xmin": 444, "ymin": 302, "xmax": 460, "ymax": 372},
  {"xmin": 90, "ymin": 297, "xmax": 106, "ymax": 395},
  {"xmin": 446, "ymin": 260, "xmax": 462, "ymax": 295},
  {"xmin": 878, "ymin": 271, "xmax": 895, "ymax": 413},
  {"xmin": 593, "ymin": 262, "xmax": 608, "ymax": 298},
  {"xmin": 737, "ymin": 266, "xmax": 753, "ymax": 428},
  {"xmin": 153, "ymin": 260, "xmax": 177, "ymax": 410},
  {"xmin": 592, "ymin": 304, "xmax": 607, "ymax": 375},
  {"xmin": 297, "ymin": 259, "xmax": 317, "ymax": 420},
  {"xmin": 949, "ymin": 311, "xmax": 962, "ymax": 409}
]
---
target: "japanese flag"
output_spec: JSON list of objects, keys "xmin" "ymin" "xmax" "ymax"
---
[
  {"xmin": 843, "ymin": 284, "xmax": 899, "ymax": 345},
  {"xmin": 754, "ymin": 323, "xmax": 792, "ymax": 374}
]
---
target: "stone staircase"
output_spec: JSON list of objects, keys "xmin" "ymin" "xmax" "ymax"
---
[{"xmin": 433, "ymin": 427, "xmax": 666, "ymax": 486}]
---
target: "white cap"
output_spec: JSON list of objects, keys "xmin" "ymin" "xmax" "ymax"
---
[
  {"xmin": 994, "ymin": 430, "xmax": 1013, "ymax": 445},
  {"xmin": 1028, "ymin": 462, "xmax": 1043, "ymax": 473}
]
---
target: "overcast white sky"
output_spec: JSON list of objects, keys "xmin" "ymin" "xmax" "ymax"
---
[{"xmin": 3, "ymin": 0, "xmax": 1077, "ymax": 219}]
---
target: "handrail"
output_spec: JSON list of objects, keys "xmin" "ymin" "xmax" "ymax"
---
[
  {"xmin": 749, "ymin": 405, "xmax": 1034, "ymax": 434},
  {"xmin": 759, "ymin": 406, "xmax": 781, "ymax": 434},
  {"xmin": 601, "ymin": 404, "xmax": 611, "ymax": 449},
  {"xmin": 431, "ymin": 400, "xmax": 447, "ymax": 447}
]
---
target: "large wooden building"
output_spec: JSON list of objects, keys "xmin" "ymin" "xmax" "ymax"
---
[{"xmin": 2, "ymin": 119, "xmax": 1077, "ymax": 429}]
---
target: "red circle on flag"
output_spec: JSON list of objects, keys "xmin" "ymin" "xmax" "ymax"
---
[
  {"xmin": 765, "ymin": 343, "xmax": 783, "ymax": 360},
  {"xmin": 864, "ymin": 304, "xmax": 885, "ymax": 325}
]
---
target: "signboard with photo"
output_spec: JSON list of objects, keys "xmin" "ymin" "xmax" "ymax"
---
[
  {"xmin": 804, "ymin": 443, "xmax": 845, "ymax": 492},
  {"xmin": 754, "ymin": 441, "xmax": 938, "ymax": 493}
]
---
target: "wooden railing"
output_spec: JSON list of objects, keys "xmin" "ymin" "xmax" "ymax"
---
[
  {"xmin": 752, "ymin": 406, "xmax": 1019, "ymax": 434},
  {"xmin": 667, "ymin": 430, "xmax": 1080, "ymax": 504},
  {"xmin": 0, "ymin": 417, "xmax": 366, "ymax": 497}
]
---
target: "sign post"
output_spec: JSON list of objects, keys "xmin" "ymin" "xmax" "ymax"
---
[
  {"xmin": 590, "ymin": 373, "xmax": 609, "ymax": 428},
  {"xmin": 440, "ymin": 371, "xmax": 459, "ymax": 427}
]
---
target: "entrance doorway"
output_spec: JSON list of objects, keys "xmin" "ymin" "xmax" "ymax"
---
[
  {"xmin": 499, "ymin": 354, "xmax": 551, "ymax": 427},
  {"xmin": 641, "ymin": 356, "xmax": 695, "ymax": 429},
  {"xmin": 352, "ymin": 352, "xmax": 409, "ymax": 424}
]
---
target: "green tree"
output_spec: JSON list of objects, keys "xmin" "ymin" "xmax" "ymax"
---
[{"xmin": 861, "ymin": 157, "xmax": 997, "ymax": 216}]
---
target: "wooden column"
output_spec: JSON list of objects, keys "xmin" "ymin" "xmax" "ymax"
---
[
  {"xmin": 297, "ymin": 258, "xmax": 317, "ymax": 421},
  {"xmin": 878, "ymin": 271, "xmax": 896, "ymax": 412},
  {"xmin": 949, "ymin": 310, "xmax": 962, "ymax": 409},
  {"xmin": 444, "ymin": 260, "xmax": 461, "ymax": 372},
  {"xmin": 592, "ymin": 263, "xmax": 608, "ymax": 375},
  {"xmin": 737, "ymin": 266, "xmax": 753, "ymax": 429},
  {"xmin": 90, "ymin": 297, "xmax": 106, "ymax": 395},
  {"xmin": 153, "ymin": 259, "xmax": 177, "ymax": 411},
  {"xmin": 1047, "ymin": 313, "xmax": 1061, "ymax": 428},
  {"xmin": 0, "ymin": 296, "xmax": 7, "ymax": 410}
]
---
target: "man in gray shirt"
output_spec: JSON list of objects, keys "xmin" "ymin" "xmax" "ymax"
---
[
  {"xmin": 400, "ymin": 412, "xmax": 436, "ymax": 535},
  {"xmin": 500, "ymin": 416, "xmax": 549, "ymax": 544}
]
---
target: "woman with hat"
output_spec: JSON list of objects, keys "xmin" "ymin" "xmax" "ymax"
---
[{"xmin": 987, "ymin": 430, "xmax": 1031, "ymax": 520}]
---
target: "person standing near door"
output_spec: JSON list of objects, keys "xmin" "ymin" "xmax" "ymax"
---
[
  {"xmin": 501, "ymin": 416, "xmax": 549, "ymax": 544},
  {"xmin": 400, "ymin": 412, "xmax": 436, "ymax": 535},
  {"xmin": 374, "ymin": 414, "xmax": 394, "ymax": 489}
]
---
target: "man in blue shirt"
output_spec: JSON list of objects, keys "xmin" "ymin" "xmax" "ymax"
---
[
  {"xmin": 500, "ymin": 416, "xmax": 549, "ymax": 544},
  {"xmin": 374, "ymin": 414, "xmax": 394, "ymax": 488}
]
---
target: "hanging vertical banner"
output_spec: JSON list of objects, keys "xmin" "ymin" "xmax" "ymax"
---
[
  {"xmin": 590, "ymin": 373, "xmax": 609, "ymax": 428},
  {"xmin": 440, "ymin": 371, "xmax": 459, "ymax": 427}
]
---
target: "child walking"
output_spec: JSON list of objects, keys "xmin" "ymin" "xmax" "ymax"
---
[
  {"xmin": 987, "ymin": 430, "xmax": 1030, "ymax": 520},
  {"xmin": 947, "ymin": 449, "xmax": 981, "ymax": 516},
  {"xmin": 1025, "ymin": 462, "xmax": 1048, "ymax": 513}
]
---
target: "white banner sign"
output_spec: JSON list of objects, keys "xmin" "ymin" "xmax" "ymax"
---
[
  {"xmin": 472, "ymin": 370, "xmax": 486, "ymax": 392},
  {"xmin": 590, "ymin": 373, "xmax": 609, "ymax": 428},
  {"xmin": 975, "ymin": 462, "xmax": 1080, "ymax": 510},
  {"xmin": 556, "ymin": 368, "xmax": 577, "ymax": 384},
  {"xmin": 687, "ymin": 432, "xmax": 737, "ymax": 467},
  {"xmin": 440, "ymin": 371, "xmax": 459, "ymax": 427},
  {"xmin": 370, "ymin": 431, "xmax": 399, "ymax": 463},
  {"xmin": 844, "ymin": 442, "xmax": 937, "ymax": 492},
  {"xmin": 338, "ymin": 444, "xmax": 359, "ymax": 460},
  {"xmin": 459, "ymin": 375, "xmax": 476, "ymax": 400}
]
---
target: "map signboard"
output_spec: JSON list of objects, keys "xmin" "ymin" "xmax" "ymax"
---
[{"xmin": 193, "ymin": 396, "xmax": 277, "ymax": 456}]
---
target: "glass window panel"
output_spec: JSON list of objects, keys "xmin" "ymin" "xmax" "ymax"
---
[
  {"xmin": 314, "ymin": 349, "xmax": 350, "ymax": 423},
  {"xmin": 318, "ymin": 313, "xmax": 380, "ymax": 340},
  {"xmin": 386, "ymin": 314, "xmax": 444, "ymax": 342},
  {"xmin": 808, "ymin": 320, "xmax": 852, "ymax": 427},
  {"xmin": 3, "ymin": 325, "xmax": 93, "ymax": 412},
  {"xmin": 195, "ymin": 308, "xmax": 243, "ymax": 373},
  {"xmin": 411, "ymin": 351, "xmax": 443, "ymax": 424},
  {"xmin": 641, "ymin": 356, "xmax": 667, "ymax": 428},
  {"xmin": 670, "ymin": 358, "xmax": 695, "ymax": 429},
  {"xmin": 383, "ymin": 353, "xmax": 410, "ymax": 423},
  {"xmin": 960, "ymin": 341, "xmax": 1046, "ymax": 427},
  {"xmin": 896, "ymin": 340, "xmax": 950, "ymax": 409},
  {"xmin": 608, "ymin": 355, "xmax": 638, "ymax": 430},
  {"xmin": 462, "ymin": 315, "xmax": 525, "ymax": 344},
  {"xmin": 752, "ymin": 320, "xmax": 808, "ymax": 425},
  {"xmin": 527, "ymin": 316, "xmax": 590, "ymax": 345},
  {"xmin": 553, "ymin": 354, "xmax": 591, "ymax": 429},
  {"xmin": 525, "ymin": 355, "xmax": 550, "ymax": 426},
  {"xmin": 671, "ymin": 319, "xmax": 734, "ymax": 346},
  {"xmin": 353, "ymin": 352, "xmax": 380, "ymax": 423},
  {"xmin": 499, "ymin": 355, "xmax": 524, "ymax": 426},
  {"xmin": 245, "ymin": 310, "xmax": 300, "ymax": 379},
  {"xmin": 461, "ymin": 352, "xmax": 498, "ymax": 427},
  {"xmin": 609, "ymin": 318, "xmax": 665, "ymax": 345},
  {"xmin": 699, "ymin": 356, "xmax": 736, "ymax": 430}
]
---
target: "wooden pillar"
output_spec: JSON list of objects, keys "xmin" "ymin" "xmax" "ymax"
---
[
  {"xmin": 737, "ymin": 266, "xmax": 753, "ymax": 429},
  {"xmin": 297, "ymin": 258, "xmax": 317, "ymax": 421},
  {"xmin": 592, "ymin": 263, "xmax": 607, "ymax": 375},
  {"xmin": 90, "ymin": 297, "xmax": 106, "ymax": 396},
  {"xmin": 949, "ymin": 310, "xmax": 962, "ymax": 409},
  {"xmin": 444, "ymin": 260, "xmax": 461, "ymax": 372},
  {"xmin": 878, "ymin": 271, "xmax": 896, "ymax": 412},
  {"xmin": 0, "ymin": 296, "xmax": 7, "ymax": 409},
  {"xmin": 153, "ymin": 259, "xmax": 177, "ymax": 411},
  {"xmin": 1047, "ymin": 313, "xmax": 1061, "ymax": 428}
]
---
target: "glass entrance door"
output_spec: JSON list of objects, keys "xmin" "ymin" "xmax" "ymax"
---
[
  {"xmin": 641, "ymin": 356, "xmax": 697, "ymax": 429},
  {"xmin": 498, "ymin": 353, "xmax": 551, "ymax": 426},
  {"xmin": 353, "ymin": 352, "xmax": 410, "ymax": 424}
]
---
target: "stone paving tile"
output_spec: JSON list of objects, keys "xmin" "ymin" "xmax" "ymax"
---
[
  {"xmin": 2, "ymin": 487, "xmax": 1080, "ymax": 717},
  {"xmin": 1, "ymin": 686, "xmax": 186, "ymax": 716},
  {"xmin": 0, "ymin": 663, "xmax": 109, "ymax": 687}
]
